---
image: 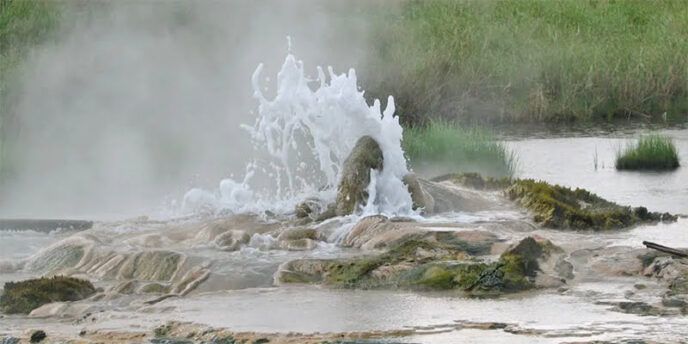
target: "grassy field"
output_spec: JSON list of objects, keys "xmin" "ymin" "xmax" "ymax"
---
[
  {"xmin": 403, "ymin": 120, "xmax": 517, "ymax": 177},
  {"xmin": 616, "ymin": 134, "xmax": 680, "ymax": 170},
  {"xmin": 363, "ymin": 0, "xmax": 688, "ymax": 126},
  {"xmin": 0, "ymin": 0, "xmax": 62, "ymax": 178}
]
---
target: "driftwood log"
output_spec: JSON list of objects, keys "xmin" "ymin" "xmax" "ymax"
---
[
  {"xmin": 0, "ymin": 219, "xmax": 93, "ymax": 232},
  {"xmin": 643, "ymin": 241, "xmax": 688, "ymax": 258}
]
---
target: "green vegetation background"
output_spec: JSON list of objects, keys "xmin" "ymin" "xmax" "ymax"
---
[
  {"xmin": 1, "ymin": 0, "xmax": 687, "ymax": 178},
  {"xmin": 363, "ymin": 0, "xmax": 688, "ymax": 126},
  {"xmin": 0, "ymin": 0, "xmax": 62, "ymax": 180}
]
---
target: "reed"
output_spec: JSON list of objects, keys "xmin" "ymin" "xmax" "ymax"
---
[
  {"xmin": 403, "ymin": 120, "xmax": 517, "ymax": 177},
  {"xmin": 616, "ymin": 134, "xmax": 680, "ymax": 170}
]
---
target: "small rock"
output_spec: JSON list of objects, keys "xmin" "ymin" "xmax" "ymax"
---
[
  {"xmin": 662, "ymin": 295, "xmax": 688, "ymax": 308},
  {"xmin": 214, "ymin": 230, "xmax": 251, "ymax": 251},
  {"xmin": 278, "ymin": 238, "xmax": 318, "ymax": 251},
  {"xmin": 29, "ymin": 330, "xmax": 46, "ymax": 343},
  {"xmin": 0, "ymin": 337, "xmax": 20, "ymax": 344}
]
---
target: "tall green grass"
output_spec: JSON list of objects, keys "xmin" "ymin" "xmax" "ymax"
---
[
  {"xmin": 363, "ymin": 0, "xmax": 688, "ymax": 125},
  {"xmin": 0, "ymin": 0, "xmax": 62, "ymax": 178},
  {"xmin": 403, "ymin": 121, "xmax": 517, "ymax": 177},
  {"xmin": 615, "ymin": 134, "xmax": 680, "ymax": 170}
]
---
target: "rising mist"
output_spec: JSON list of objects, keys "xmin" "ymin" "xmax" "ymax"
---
[{"xmin": 1, "ymin": 1, "xmax": 389, "ymax": 219}]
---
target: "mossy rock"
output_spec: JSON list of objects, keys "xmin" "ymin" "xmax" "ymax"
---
[
  {"xmin": 278, "ymin": 235, "xmax": 562, "ymax": 295},
  {"xmin": 506, "ymin": 179, "xmax": 675, "ymax": 230},
  {"xmin": 335, "ymin": 136, "xmax": 384, "ymax": 216},
  {"xmin": 0, "ymin": 276, "xmax": 96, "ymax": 314},
  {"xmin": 321, "ymin": 240, "xmax": 457, "ymax": 288}
]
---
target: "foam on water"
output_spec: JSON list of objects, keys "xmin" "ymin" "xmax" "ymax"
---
[{"xmin": 182, "ymin": 49, "xmax": 413, "ymax": 216}]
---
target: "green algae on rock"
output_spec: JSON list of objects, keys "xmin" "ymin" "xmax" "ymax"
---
[
  {"xmin": 335, "ymin": 136, "xmax": 384, "ymax": 216},
  {"xmin": 276, "ymin": 236, "xmax": 567, "ymax": 295},
  {"xmin": 0, "ymin": 276, "xmax": 96, "ymax": 314},
  {"xmin": 506, "ymin": 179, "xmax": 675, "ymax": 230}
]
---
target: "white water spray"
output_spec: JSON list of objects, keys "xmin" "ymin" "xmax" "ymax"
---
[{"xmin": 183, "ymin": 49, "xmax": 413, "ymax": 216}]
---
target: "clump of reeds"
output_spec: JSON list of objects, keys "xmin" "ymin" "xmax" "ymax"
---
[{"xmin": 616, "ymin": 134, "xmax": 679, "ymax": 170}]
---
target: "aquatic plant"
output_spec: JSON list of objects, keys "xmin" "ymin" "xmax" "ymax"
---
[
  {"xmin": 0, "ymin": 276, "xmax": 96, "ymax": 314},
  {"xmin": 615, "ymin": 134, "xmax": 680, "ymax": 170},
  {"xmin": 363, "ymin": 0, "xmax": 688, "ymax": 125},
  {"xmin": 403, "ymin": 121, "xmax": 517, "ymax": 178}
]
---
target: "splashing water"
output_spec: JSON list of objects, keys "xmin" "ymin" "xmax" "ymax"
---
[{"xmin": 183, "ymin": 51, "xmax": 413, "ymax": 216}]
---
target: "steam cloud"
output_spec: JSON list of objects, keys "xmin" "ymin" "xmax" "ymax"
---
[{"xmin": 2, "ymin": 1, "xmax": 383, "ymax": 219}]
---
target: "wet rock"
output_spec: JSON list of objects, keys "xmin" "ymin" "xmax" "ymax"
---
[
  {"xmin": 214, "ymin": 230, "xmax": 251, "ymax": 251},
  {"xmin": 25, "ymin": 237, "xmax": 89, "ymax": 272},
  {"xmin": 117, "ymin": 250, "xmax": 183, "ymax": 281},
  {"xmin": 642, "ymin": 256, "xmax": 688, "ymax": 289},
  {"xmin": 278, "ymin": 238, "xmax": 318, "ymax": 251},
  {"xmin": 343, "ymin": 215, "xmax": 401, "ymax": 249},
  {"xmin": 29, "ymin": 330, "xmax": 46, "ymax": 343},
  {"xmin": 150, "ymin": 338, "xmax": 193, "ymax": 344},
  {"xmin": 112, "ymin": 280, "xmax": 137, "ymax": 294},
  {"xmin": 419, "ymin": 177, "xmax": 512, "ymax": 213},
  {"xmin": 0, "ymin": 276, "xmax": 96, "ymax": 314},
  {"xmin": 274, "ymin": 259, "xmax": 329, "ymax": 284},
  {"xmin": 277, "ymin": 227, "xmax": 318, "ymax": 241},
  {"xmin": 612, "ymin": 301, "xmax": 662, "ymax": 316},
  {"xmin": 295, "ymin": 198, "xmax": 326, "ymax": 219},
  {"xmin": 276, "ymin": 228, "xmax": 320, "ymax": 251},
  {"xmin": 402, "ymin": 173, "xmax": 435, "ymax": 213},
  {"xmin": 277, "ymin": 236, "xmax": 564, "ymax": 294},
  {"xmin": 662, "ymin": 295, "xmax": 688, "ymax": 308},
  {"xmin": 335, "ymin": 136, "xmax": 384, "ymax": 216},
  {"xmin": 315, "ymin": 203, "xmax": 337, "ymax": 222},
  {"xmin": 139, "ymin": 282, "xmax": 170, "ymax": 294},
  {"xmin": 501, "ymin": 236, "xmax": 571, "ymax": 286},
  {"xmin": 574, "ymin": 247, "xmax": 647, "ymax": 277},
  {"xmin": 506, "ymin": 179, "xmax": 676, "ymax": 230},
  {"xmin": 0, "ymin": 337, "xmax": 20, "ymax": 344},
  {"xmin": 428, "ymin": 230, "xmax": 499, "ymax": 256}
]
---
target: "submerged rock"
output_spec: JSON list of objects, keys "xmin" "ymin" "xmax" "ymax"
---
[
  {"xmin": 214, "ymin": 230, "xmax": 251, "ymax": 251},
  {"xmin": 0, "ymin": 276, "xmax": 96, "ymax": 314},
  {"xmin": 335, "ymin": 136, "xmax": 384, "ymax": 216}
]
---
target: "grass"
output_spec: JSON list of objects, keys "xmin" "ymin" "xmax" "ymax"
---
[
  {"xmin": 363, "ymin": 0, "xmax": 688, "ymax": 126},
  {"xmin": 403, "ymin": 120, "xmax": 517, "ymax": 177},
  {"xmin": 616, "ymin": 134, "xmax": 680, "ymax": 170},
  {"xmin": 0, "ymin": 0, "xmax": 62, "ymax": 179}
]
